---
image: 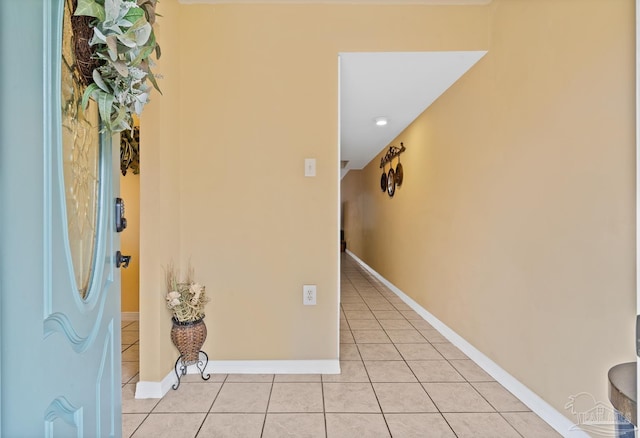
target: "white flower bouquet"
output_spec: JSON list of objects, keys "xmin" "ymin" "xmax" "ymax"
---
[{"xmin": 165, "ymin": 263, "xmax": 209, "ymax": 323}]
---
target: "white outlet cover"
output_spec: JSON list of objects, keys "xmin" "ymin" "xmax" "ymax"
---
[{"xmin": 303, "ymin": 284, "xmax": 317, "ymax": 305}]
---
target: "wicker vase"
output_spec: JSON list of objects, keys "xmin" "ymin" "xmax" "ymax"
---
[{"xmin": 170, "ymin": 318, "xmax": 207, "ymax": 364}]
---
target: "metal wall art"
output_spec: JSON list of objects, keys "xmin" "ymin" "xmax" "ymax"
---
[
  {"xmin": 379, "ymin": 142, "xmax": 406, "ymax": 198},
  {"xmin": 120, "ymin": 126, "xmax": 140, "ymax": 176}
]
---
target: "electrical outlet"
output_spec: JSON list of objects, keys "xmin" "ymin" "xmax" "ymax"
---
[{"xmin": 303, "ymin": 285, "xmax": 317, "ymax": 305}]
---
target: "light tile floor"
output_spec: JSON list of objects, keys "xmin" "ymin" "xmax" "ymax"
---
[{"xmin": 121, "ymin": 254, "xmax": 561, "ymax": 437}]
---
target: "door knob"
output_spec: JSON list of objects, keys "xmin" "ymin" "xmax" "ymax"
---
[{"xmin": 116, "ymin": 251, "xmax": 131, "ymax": 269}]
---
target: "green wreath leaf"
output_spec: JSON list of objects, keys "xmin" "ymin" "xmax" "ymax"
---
[{"xmin": 74, "ymin": 0, "xmax": 105, "ymax": 21}]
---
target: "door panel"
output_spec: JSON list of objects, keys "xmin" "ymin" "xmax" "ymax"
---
[{"xmin": 0, "ymin": 0, "xmax": 122, "ymax": 436}]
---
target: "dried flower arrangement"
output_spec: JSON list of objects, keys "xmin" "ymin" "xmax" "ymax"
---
[{"xmin": 165, "ymin": 264, "xmax": 209, "ymax": 323}]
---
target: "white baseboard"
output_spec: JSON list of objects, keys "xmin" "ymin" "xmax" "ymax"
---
[
  {"xmin": 203, "ymin": 360, "xmax": 340, "ymax": 375},
  {"xmin": 121, "ymin": 312, "xmax": 139, "ymax": 321},
  {"xmin": 135, "ymin": 371, "xmax": 176, "ymax": 399},
  {"xmin": 135, "ymin": 359, "xmax": 340, "ymax": 399},
  {"xmin": 345, "ymin": 250, "xmax": 590, "ymax": 438}
]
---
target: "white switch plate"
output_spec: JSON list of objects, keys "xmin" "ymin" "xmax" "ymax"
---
[
  {"xmin": 304, "ymin": 158, "xmax": 316, "ymax": 177},
  {"xmin": 303, "ymin": 285, "xmax": 317, "ymax": 305}
]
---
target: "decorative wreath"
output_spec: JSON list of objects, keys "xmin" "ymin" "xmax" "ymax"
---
[{"xmin": 73, "ymin": 0, "xmax": 161, "ymax": 133}]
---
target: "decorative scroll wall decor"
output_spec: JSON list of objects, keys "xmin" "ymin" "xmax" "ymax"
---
[
  {"xmin": 120, "ymin": 126, "xmax": 140, "ymax": 176},
  {"xmin": 379, "ymin": 142, "xmax": 406, "ymax": 198}
]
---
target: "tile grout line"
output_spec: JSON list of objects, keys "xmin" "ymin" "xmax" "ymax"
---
[
  {"xmin": 258, "ymin": 375, "xmax": 275, "ymax": 437},
  {"xmin": 127, "ymin": 412, "xmax": 152, "ymax": 438},
  {"xmin": 320, "ymin": 371, "xmax": 328, "ymax": 438},
  {"xmin": 193, "ymin": 374, "xmax": 227, "ymax": 437}
]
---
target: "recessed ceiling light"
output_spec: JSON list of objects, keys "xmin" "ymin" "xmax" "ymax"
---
[{"xmin": 374, "ymin": 117, "xmax": 388, "ymax": 126}]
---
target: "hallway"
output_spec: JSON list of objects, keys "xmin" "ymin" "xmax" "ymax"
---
[{"xmin": 121, "ymin": 254, "xmax": 560, "ymax": 437}]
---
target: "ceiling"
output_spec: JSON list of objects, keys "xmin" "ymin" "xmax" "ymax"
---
[
  {"xmin": 181, "ymin": 1, "xmax": 491, "ymax": 4},
  {"xmin": 339, "ymin": 51, "xmax": 486, "ymax": 178}
]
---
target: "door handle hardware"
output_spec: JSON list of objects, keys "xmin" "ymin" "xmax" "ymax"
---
[
  {"xmin": 116, "ymin": 251, "xmax": 131, "ymax": 269},
  {"xmin": 115, "ymin": 197, "xmax": 127, "ymax": 232}
]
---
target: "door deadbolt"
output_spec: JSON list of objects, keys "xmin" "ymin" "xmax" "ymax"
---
[
  {"xmin": 116, "ymin": 251, "xmax": 131, "ymax": 269},
  {"xmin": 115, "ymin": 197, "xmax": 127, "ymax": 233}
]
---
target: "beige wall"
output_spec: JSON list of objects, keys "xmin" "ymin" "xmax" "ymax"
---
[
  {"xmin": 139, "ymin": 0, "xmax": 183, "ymax": 380},
  {"xmin": 140, "ymin": 1, "xmax": 490, "ymax": 379},
  {"xmin": 120, "ymin": 172, "xmax": 140, "ymax": 312},
  {"xmin": 342, "ymin": 0, "xmax": 636, "ymax": 425}
]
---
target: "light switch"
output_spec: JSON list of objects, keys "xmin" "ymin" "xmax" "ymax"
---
[{"xmin": 304, "ymin": 158, "xmax": 316, "ymax": 177}]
